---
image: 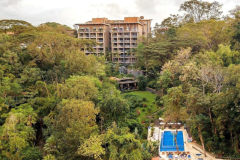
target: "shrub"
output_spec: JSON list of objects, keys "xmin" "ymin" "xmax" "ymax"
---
[
  {"xmin": 147, "ymin": 80, "xmax": 157, "ymax": 89},
  {"xmin": 147, "ymin": 107, "xmax": 152, "ymax": 112},
  {"xmin": 142, "ymin": 97, "xmax": 147, "ymax": 101},
  {"xmin": 137, "ymin": 75, "xmax": 147, "ymax": 91},
  {"xmin": 126, "ymin": 74, "xmax": 133, "ymax": 77},
  {"xmin": 142, "ymin": 108, "xmax": 146, "ymax": 112},
  {"xmin": 145, "ymin": 119, "xmax": 151, "ymax": 124},
  {"xmin": 143, "ymin": 104, "xmax": 147, "ymax": 108},
  {"xmin": 141, "ymin": 130, "xmax": 148, "ymax": 138},
  {"xmin": 157, "ymin": 109, "xmax": 165, "ymax": 117},
  {"xmin": 123, "ymin": 94, "xmax": 143, "ymax": 108}
]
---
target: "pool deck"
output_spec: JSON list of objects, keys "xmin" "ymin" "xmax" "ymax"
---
[{"xmin": 148, "ymin": 127, "xmax": 217, "ymax": 160}]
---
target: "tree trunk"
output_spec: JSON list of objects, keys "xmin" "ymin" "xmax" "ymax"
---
[
  {"xmin": 208, "ymin": 107, "xmax": 217, "ymax": 135},
  {"xmin": 145, "ymin": 57, "xmax": 148, "ymax": 77},
  {"xmin": 230, "ymin": 130, "xmax": 233, "ymax": 149},
  {"xmin": 234, "ymin": 131, "xmax": 239, "ymax": 154},
  {"xmin": 35, "ymin": 117, "xmax": 44, "ymax": 148},
  {"xmin": 198, "ymin": 125, "xmax": 206, "ymax": 157},
  {"xmin": 174, "ymin": 124, "xmax": 179, "ymax": 152}
]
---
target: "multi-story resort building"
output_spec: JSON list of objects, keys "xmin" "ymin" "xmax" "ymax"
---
[{"xmin": 74, "ymin": 16, "xmax": 152, "ymax": 64}]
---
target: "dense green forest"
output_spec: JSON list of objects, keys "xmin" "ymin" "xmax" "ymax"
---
[
  {"xmin": 1, "ymin": 0, "xmax": 240, "ymax": 159},
  {"xmin": 0, "ymin": 20, "xmax": 156, "ymax": 159},
  {"xmin": 135, "ymin": 0, "xmax": 240, "ymax": 157}
]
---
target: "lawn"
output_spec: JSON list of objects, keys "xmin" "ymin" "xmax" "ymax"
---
[{"xmin": 124, "ymin": 91, "xmax": 159, "ymax": 122}]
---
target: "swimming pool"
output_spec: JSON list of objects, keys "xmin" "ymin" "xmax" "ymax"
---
[{"xmin": 160, "ymin": 131, "xmax": 184, "ymax": 151}]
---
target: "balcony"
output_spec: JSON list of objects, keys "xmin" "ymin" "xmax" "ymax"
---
[
  {"xmin": 89, "ymin": 35, "xmax": 96, "ymax": 38},
  {"xmin": 131, "ymin": 35, "xmax": 138, "ymax": 37},
  {"xmin": 112, "ymin": 35, "xmax": 117, "ymax": 37},
  {"xmin": 97, "ymin": 35, "xmax": 103, "ymax": 37},
  {"xmin": 118, "ymin": 60, "xmax": 132, "ymax": 63},
  {"xmin": 78, "ymin": 29, "xmax": 85, "ymax": 33},
  {"xmin": 132, "ymin": 45, "xmax": 138, "ymax": 47},
  {"xmin": 98, "ymin": 40, "xmax": 103, "ymax": 42},
  {"xmin": 79, "ymin": 29, "xmax": 104, "ymax": 33},
  {"xmin": 125, "ymin": 45, "xmax": 130, "ymax": 47},
  {"xmin": 110, "ymin": 29, "xmax": 139, "ymax": 32},
  {"xmin": 124, "ymin": 35, "xmax": 130, "ymax": 37}
]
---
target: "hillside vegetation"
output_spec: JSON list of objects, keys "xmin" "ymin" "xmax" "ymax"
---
[{"xmin": 1, "ymin": 0, "xmax": 240, "ymax": 159}]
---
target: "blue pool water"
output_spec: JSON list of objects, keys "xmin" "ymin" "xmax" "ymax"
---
[{"xmin": 160, "ymin": 131, "xmax": 184, "ymax": 151}]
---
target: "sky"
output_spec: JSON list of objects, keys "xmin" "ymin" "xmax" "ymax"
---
[{"xmin": 0, "ymin": 0, "xmax": 239, "ymax": 29}]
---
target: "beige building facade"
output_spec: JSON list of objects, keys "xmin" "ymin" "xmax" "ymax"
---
[{"xmin": 74, "ymin": 16, "xmax": 152, "ymax": 64}]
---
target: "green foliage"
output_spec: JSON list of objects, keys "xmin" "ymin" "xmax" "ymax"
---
[
  {"xmin": 142, "ymin": 97, "xmax": 147, "ymax": 101},
  {"xmin": 123, "ymin": 94, "xmax": 143, "ymax": 108},
  {"xmin": 0, "ymin": 19, "xmax": 35, "ymax": 34},
  {"xmin": 3, "ymin": 5, "xmax": 240, "ymax": 158},
  {"xmin": 105, "ymin": 123, "xmax": 150, "ymax": 160},
  {"xmin": 147, "ymin": 80, "xmax": 157, "ymax": 89},
  {"xmin": 20, "ymin": 147, "xmax": 42, "ymax": 160},
  {"xmin": 98, "ymin": 95, "xmax": 130, "ymax": 127},
  {"xmin": 179, "ymin": 0, "xmax": 223, "ymax": 22},
  {"xmin": 137, "ymin": 75, "xmax": 147, "ymax": 90}
]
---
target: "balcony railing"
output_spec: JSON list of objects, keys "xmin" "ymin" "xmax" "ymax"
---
[
  {"xmin": 98, "ymin": 40, "xmax": 103, "ymax": 42},
  {"xmin": 112, "ymin": 35, "xmax": 117, "ymax": 37},
  {"xmin": 118, "ymin": 61, "xmax": 132, "ymax": 63},
  {"xmin": 132, "ymin": 45, "xmax": 138, "ymax": 47},
  {"xmin": 125, "ymin": 45, "xmax": 130, "ymax": 47},
  {"xmin": 131, "ymin": 35, "xmax": 138, "ymax": 37},
  {"xmin": 110, "ymin": 29, "xmax": 139, "ymax": 32},
  {"xmin": 124, "ymin": 35, "xmax": 130, "ymax": 37},
  {"xmin": 78, "ymin": 29, "xmax": 104, "ymax": 33}
]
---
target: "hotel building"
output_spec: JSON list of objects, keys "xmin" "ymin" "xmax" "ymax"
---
[{"xmin": 74, "ymin": 16, "xmax": 152, "ymax": 64}]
